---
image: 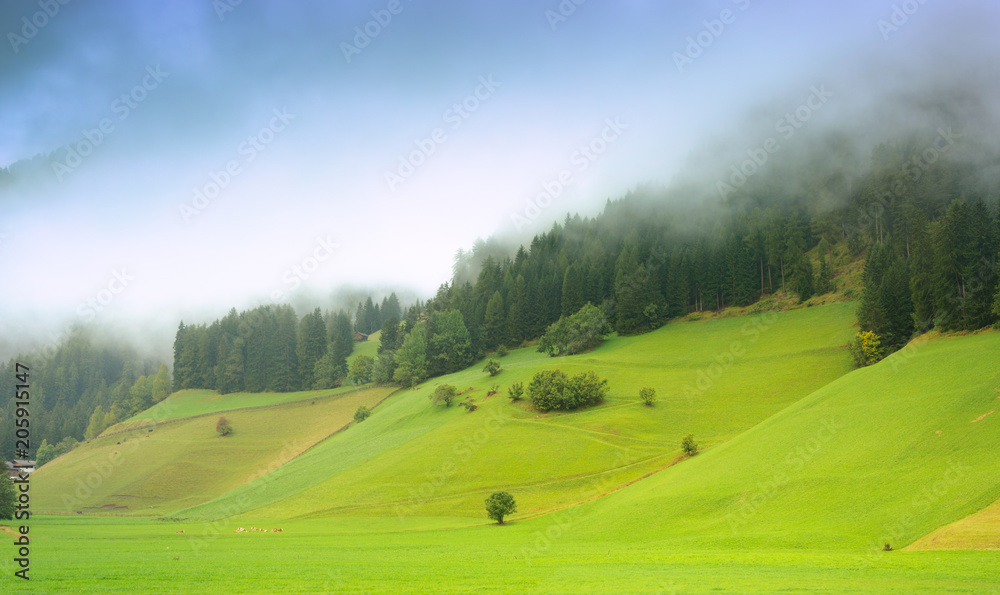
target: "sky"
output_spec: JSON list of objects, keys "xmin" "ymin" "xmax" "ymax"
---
[{"xmin": 1, "ymin": 0, "xmax": 998, "ymax": 358}]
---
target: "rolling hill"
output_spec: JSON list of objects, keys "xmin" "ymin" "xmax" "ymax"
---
[{"xmin": 30, "ymin": 386, "xmax": 396, "ymax": 514}]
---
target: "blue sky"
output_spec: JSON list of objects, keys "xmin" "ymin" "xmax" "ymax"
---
[{"xmin": 1, "ymin": 0, "xmax": 997, "ymax": 354}]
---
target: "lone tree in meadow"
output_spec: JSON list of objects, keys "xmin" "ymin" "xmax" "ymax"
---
[
  {"xmin": 485, "ymin": 491, "xmax": 517, "ymax": 525},
  {"xmin": 431, "ymin": 384, "xmax": 458, "ymax": 407},
  {"xmin": 483, "ymin": 358, "xmax": 502, "ymax": 377},
  {"xmin": 639, "ymin": 387, "xmax": 656, "ymax": 407},
  {"xmin": 216, "ymin": 416, "xmax": 233, "ymax": 437},
  {"xmin": 681, "ymin": 433, "xmax": 697, "ymax": 456},
  {"xmin": 354, "ymin": 405, "xmax": 371, "ymax": 423}
]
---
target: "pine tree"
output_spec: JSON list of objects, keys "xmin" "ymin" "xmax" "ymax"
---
[
  {"xmin": 909, "ymin": 222, "xmax": 936, "ymax": 332},
  {"xmin": 505, "ymin": 274, "xmax": 527, "ymax": 345},
  {"xmin": 243, "ymin": 306, "xmax": 274, "ymax": 392},
  {"xmin": 794, "ymin": 257, "xmax": 815, "ymax": 302},
  {"xmin": 379, "ymin": 316, "xmax": 401, "ymax": 354},
  {"xmin": 561, "ymin": 264, "xmax": 585, "ymax": 317},
  {"xmin": 932, "ymin": 200, "xmax": 971, "ymax": 331},
  {"xmin": 296, "ymin": 308, "xmax": 327, "ymax": 390},
  {"xmin": 382, "ymin": 292, "xmax": 403, "ymax": 323},
  {"xmin": 965, "ymin": 199, "xmax": 998, "ymax": 329},
  {"xmin": 858, "ymin": 243, "xmax": 891, "ymax": 337},
  {"xmin": 220, "ymin": 337, "xmax": 246, "ymax": 394},
  {"xmin": 882, "ymin": 257, "xmax": 914, "ymax": 349},
  {"xmin": 172, "ymin": 322, "xmax": 192, "ymax": 390},
  {"xmin": 815, "ymin": 238, "xmax": 834, "ymax": 295},
  {"xmin": 151, "ymin": 363, "xmax": 171, "ymax": 402},
  {"xmin": 483, "ymin": 291, "xmax": 505, "ymax": 349}
]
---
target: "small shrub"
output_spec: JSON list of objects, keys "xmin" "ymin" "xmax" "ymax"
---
[
  {"xmin": 216, "ymin": 416, "xmax": 232, "ymax": 437},
  {"xmin": 507, "ymin": 382, "xmax": 524, "ymax": 402},
  {"xmin": 431, "ymin": 384, "xmax": 458, "ymax": 407},
  {"xmin": 496, "ymin": 345, "xmax": 509, "ymax": 357},
  {"xmin": 485, "ymin": 491, "xmax": 517, "ymax": 525},
  {"xmin": 849, "ymin": 330, "xmax": 884, "ymax": 367},
  {"xmin": 883, "ymin": 543, "xmax": 893, "ymax": 552},
  {"xmin": 483, "ymin": 359, "xmax": 502, "ymax": 377},
  {"xmin": 486, "ymin": 384, "xmax": 499, "ymax": 398},
  {"xmin": 681, "ymin": 433, "xmax": 697, "ymax": 456},
  {"xmin": 527, "ymin": 370, "xmax": 608, "ymax": 411},
  {"xmin": 462, "ymin": 401, "xmax": 478, "ymax": 412},
  {"xmin": 639, "ymin": 387, "xmax": 656, "ymax": 407},
  {"xmin": 354, "ymin": 405, "xmax": 371, "ymax": 423}
]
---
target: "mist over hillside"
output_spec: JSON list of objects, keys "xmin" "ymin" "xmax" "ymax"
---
[{"xmin": 2, "ymin": 0, "xmax": 999, "ymax": 433}]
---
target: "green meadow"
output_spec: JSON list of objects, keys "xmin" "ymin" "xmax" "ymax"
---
[
  {"xmin": 29, "ymin": 386, "xmax": 395, "ymax": 514},
  {"xmin": 6, "ymin": 303, "xmax": 1000, "ymax": 593}
]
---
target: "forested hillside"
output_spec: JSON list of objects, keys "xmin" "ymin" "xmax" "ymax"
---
[
  {"xmin": 171, "ymin": 133, "xmax": 1000, "ymax": 395},
  {"xmin": 170, "ymin": 295, "xmax": 403, "ymax": 394},
  {"xmin": 6, "ymin": 132, "xmax": 999, "ymax": 462},
  {"xmin": 0, "ymin": 328, "xmax": 165, "ymax": 460}
]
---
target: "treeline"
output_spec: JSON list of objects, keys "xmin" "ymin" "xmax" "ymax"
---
[
  {"xmin": 373, "ymin": 199, "xmax": 838, "ymax": 387},
  {"xmin": 858, "ymin": 198, "xmax": 1000, "ymax": 363},
  {"xmin": 0, "ymin": 328, "xmax": 166, "ymax": 459},
  {"xmin": 382, "ymin": 136, "xmax": 999, "ymax": 383},
  {"xmin": 171, "ymin": 293, "xmax": 403, "ymax": 394},
  {"xmin": 407, "ymin": 200, "xmax": 834, "ymax": 355}
]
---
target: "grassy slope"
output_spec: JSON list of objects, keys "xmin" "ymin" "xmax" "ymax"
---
[
  {"xmin": 30, "ymin": 387, "xmax": 395, "ymax": 514},
  {"xmin": 568, "ymin": 330, "xmax": 1000, "ymax": 551},
  {"xmin": 11, "ymin": 305, "xmax": 1000, "ymax": 593},
  {"xmin": 178, "ymin": 302, "xmax": 857, "ymax": 521},
  {"xmin": 909, "ymin": 496, "xmax": 1000, "ymax": 550},
  {"xmin": 348, "ymin": 330, "xmax": 380, "ymax": 363},
  {"xmin": 111, "ymin": 385, "xmax": 364, "ymax": 428},
  {"xmin": 106, "ymin": 331, "xmax": 383, "ymax": 431}
]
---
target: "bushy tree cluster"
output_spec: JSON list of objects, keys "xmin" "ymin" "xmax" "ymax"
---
[
  {"xmin": 34, "ymin": 436, "xmax": 79, "ymax": 468},
  {"xmin": 848, "ymin": 330, "xmax": 884, "ymax": 368},
  {"xmin": 537, "ymin": 303, "xmax": 611, "ymax": 356},
  {"xmin": 354, "ymin": 405, "xmax": 371, "ymax": 423},
  {"xmin": 349, "ymin": 355, "xmax": 375, "ymax": 384},
  {"xmin": 527, "ymin": 370, "xmax": 609, "ymax": 411},
  {"xmin": 391, "ymin": 310, "xmax": 474, "ymax": 387}
]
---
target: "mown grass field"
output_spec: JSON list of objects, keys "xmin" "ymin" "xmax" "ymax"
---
[
  {"xmin": 569, "ymin": 330, "xmax": 1000, "ymax": 552},
  {"xmin": 178, "ymin": 303, "xmax": 857, "ymax": 521},
  {"xmin": 5, "ymin": 515, "xmax": 999, "ymax": 593},
  {"xmin": 29, "ymin": 386, "xmax": 395, "ymax": 514},
  {"xmin": 114, "ymin": 385, "xmax": 364, "ymax": 427},
  {"xmin": 7, "ymin": 303, "xmax": 1000, "ymax": 593}
]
